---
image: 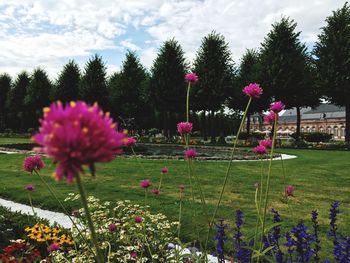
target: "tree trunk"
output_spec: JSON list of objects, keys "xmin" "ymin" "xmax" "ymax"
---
[
  {"xmin": 346, "ymin": 104, "xmax": 350, "ymax": 145},
  {"xmin": 202, "ymin": 111, "xmax": 207, "ymax": 141},
  {"xmin": 246, "ymin": 112, "xmax": 251, "ymax": 135},
  {"xmin": 210, "ymin": 110, "xmax": 216, "ymax": 143},
  {"xmin": 296, "ymin": 106, "xmax": 301, "ymax": 142},
  {"xmin": 218, "ymin": 109, "xmax": 225, "ymax": 144}
]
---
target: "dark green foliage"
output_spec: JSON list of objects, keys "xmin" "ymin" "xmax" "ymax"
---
[
  {"xmin": 25, "ymin": 68, "xmax": 51, "ymax": 128},
  {"xmin": 314, "ymin": 2, "xmax": 350, "ymax": 143},
  {"xmin": 52, "ymin": 60, "xmax": 80, "ymax": 102},
  {"xmin": 193, "ymin": 31, "xmax": 235, "ymax": 112},
  {"xmin": 80, "ymin": 54, "xmax": 109, "ymax": 110},
  {"xmin": 193, "ymin": 31, "xmax": 235, "ymax": 141},
  {"xmin": 299, "ymin": 132, "xmax": 332, "ymax": 143},
  {"xmin": 150, "ymin": 39, "xmax": 188, "ymax": 135},
  {"xmin": 260, "ymin": 17, "xmax": 319, "ymax": 140},
  {"xmin": 0, "ymin": 74, "xmax": 12, "ymax": 131},
  {"xmin": 0, "ymin": 206, "xmax": 49, "ymax": 247},
  {"xmin": 5, "ymin": 72, "xmax": 30, "ymax": 132},
  {"xmin": 108, "ymin": 52, "xmax": 151, "ymax": 129}
]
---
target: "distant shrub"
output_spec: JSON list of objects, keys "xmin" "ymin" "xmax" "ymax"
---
[
  {"xmin": 302, "ymin": 132, "xmax": 332, "ymax": 143},
  {"xmin": 238, "ymin": 132, "xmax": 265, "ymax": 140}
]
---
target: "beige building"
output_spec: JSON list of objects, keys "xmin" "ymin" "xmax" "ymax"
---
[{"xmin": 249, "ymin": 104, "xmax": 346, "ymax": 140}]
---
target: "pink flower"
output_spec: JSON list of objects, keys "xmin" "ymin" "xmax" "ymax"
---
[
  {"xmin": 185, "ymin": 73, "xmax": 199, "ymax": 83},
  {"xmin": 140, "ymin": 179, "xmax": 152, "ymax": 189},
  {"xmin": 48, "ymin": 243, "xmax": 60, "ymax": 252},
  {"xmin": 177, "ymin": 122, "xmax": 193, "ymax": 135},
  {"xmin": 33, "ymin": 101, "xmax": 125, "ymax": 183},
  {"xmin": 108, "ymin": 223, "xmax": 117, "ymax": 232},
  {"xmin": 184, "ymin": 148, "xmax": 197, "ymax": 159},
  {"xmin": 242, "ymin": 83, "xmax": 263, "ymax": 98},
  {"xmin": 130, "ymin": 252, "xmax": 137, "ymax": 258},
  {"xmin": 259, "ymin": 139, "xmax": 272, "ymax": 149},
  {"xmin": 285, "ymin": 185, "xmax": 295, "ymax": 197},
  {"xmin": 152, "ymin": 188, "xmax": 160, "ymax": 195},
  {"xmin": 25, "ymin": 184, "xmax": 34, "ymax": 192},
  {"xmin": 23, "ymin": 155, "xmax": 45, "ymax": 173},
  {"xmin": 134, "ymin": 216, "xmax": 143, "ymax": 223},
  {"xmin": 254, "ymin": 145, "xmax": 268, "ymax": 155},
  {"xmin": 160, "ymin": 167, "xmax": 169, "ymax": 173},
  {"xmin": 270, "ymin": 101, "xmax": 285, "ymax": 113},
  {"xmin": 264, "ymin": 111, "xmax": 277, "ymax": 124},
  {"xmin": 124, "ymin": 137, "xmax": 136, "ymax": 147}
]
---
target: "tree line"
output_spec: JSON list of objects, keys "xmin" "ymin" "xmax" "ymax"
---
[{"xmin": 0, "ymin": 2, "xmax": 349, "ymax": 143}]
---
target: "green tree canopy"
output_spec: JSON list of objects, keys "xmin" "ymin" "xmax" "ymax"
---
[
  {"xmin": 6, "ymin": 72, "xmax": 30, "ymax": 131},
  {"xmin": 109, "ymin": 51, "xmax": 150, "ymax": 129},
  {"xmin": 192, "ymin": 31, "xmax": 235, "ymax": 141},
  {"xmin": 314, "ymin": 2, "xmax": 350, "ymax": 143},
  {"xmin": 260, "ymin": 17, "xmax": 319, "ymax": 139},
  {"xmin": 150, "ymin": 39, "xmax": 188, "ymax": 135},
  {"xmin": 80, "ymin": 54, "xmax": 109, "ymax": 110},
  {"xmin": 0, "ymin": 74, "xmax": 12, "ymax": 131},
  {"xmin": 52, "ymin": 60, "xmax": 81, "ymax": 103}
]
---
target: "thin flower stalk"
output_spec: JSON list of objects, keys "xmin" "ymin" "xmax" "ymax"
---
[
  {"xmin": 259, "ymin": 115, "xmax": 278, "ymax": 255},
  {"xmin": 205, "ymin": 97, "xmax": 252, "ymax": 249},
  {"xmin": 178, "ymin": 188, "xmax": 183, "ymax": 238},
  {"xmin": 33, "ymin": 170, "xmax": 89, "ymax": 248},
  {"xmin": 253, "ymin": 158, "xmax": 264, "ymax": 254},
  {"xmin": 75, "ymin": 173, "xmax": 103, "ymax": 263}
]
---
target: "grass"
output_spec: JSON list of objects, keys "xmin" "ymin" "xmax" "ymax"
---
[
  {"xmin": 0, "ymin": 137, "xmax": 31, "ymax": 145},
  {"xmin": 0, "ymin": 140, "xmax": 349, "ymax": 257}
]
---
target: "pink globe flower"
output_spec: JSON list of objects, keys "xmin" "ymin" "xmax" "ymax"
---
[
  {"xmin": 124, "ymin": 137, "xmax": 136, "ymax": 147},
  {"xmin": 152, "ymin": 188, "xmax": 160, "ymax": 195},
  {"xmin": 184, "ymin": 148, "xmax": 197, "ymax": 159},
  {"xmin": 270, "ymin": 101, "xmax": 285, "ymax": 113},
  {"xmin": 177, "ymin": 122, "xmax": 193, "ymax": 135},
  {"xmin": 264, "ymin": 111, "xmax": 277, "ymax": 124},
  {"xmin": 108, "ymin": 223, "xmax": 117, "ymax": 232},
  {"xmin": 134, "ymin": 216, "xmax": 143, "ymax": 223},
  {"xmin": 130, "ymin": 252, "xmax": 137, "ymax": 258},
  {"xmin": 242, "ymin": 83, "xmax": 263, "ymax": 98},
  {"xmin": 160, "ymin": 167, "xmax": 169, "ymax": 173},
  {"xmin": 25, "ymin": 184, "xmax": 34, "ymax": 192},
  {"xmin": 33, "ymin": 101, "xmax": 125, "ymax": 183},
  {"xmin": 285, "ymin": 185, "xmax": 295, "ymax": 197},
  {"xmin": 254, "ymin": 145, "xmax": 268, "ymax": 155},
  {"xmin": 48, "ymin": 243, "xmax": 60, "ymax": 252},
  {"xmin": 185, "ymin": 73, "xmax": 199, "ymax": 83},
  {"xmin": 23, "ymin": 155, "xmax": 45, "ymax": 173},
  {"xmin": 140, "ymin": 179, "xmax": 152, "ymax": 189},
  {"xmin": 259, "ymin": 139, "xmax": 272, "ymax": 149}
]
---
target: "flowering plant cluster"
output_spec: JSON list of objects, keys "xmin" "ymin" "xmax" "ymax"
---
[
  {"xmin": 50, "ymin": 194, "xmax": 178, "ymax": 262},
  {"xmin": 213, "ymin": 202, "xmax": 350, "ymax": 262},
  {"xmin": 25, "ymin": 223, "xmax": 74, "ymax": 246},
  {"xmin": 0, "ymin": 240, "xmax": 41, "ymax": 262}
]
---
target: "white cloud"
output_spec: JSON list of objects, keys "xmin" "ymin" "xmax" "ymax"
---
[
  {"xmin": 0, "ymin": 0, "xmax": 346, "ymax": 77},
  {"xmin": 120, "ymin": 39, "xmax": 141, "ymax": 51}
]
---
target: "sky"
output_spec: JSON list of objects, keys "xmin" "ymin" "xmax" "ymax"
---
[{"xmin": 0, "ymin": 0, "xmax": 346, "ymax": 78}]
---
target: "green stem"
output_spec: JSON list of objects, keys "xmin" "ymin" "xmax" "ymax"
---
[
  {"xmin": 131, "ymin": 147, "xmax": 148, "ymax": 176},
  {"xmin": 252, "ymin": 158, "xmax": 264, "ymax": 259},
  {"xmin": 158, "ymin": 172, "xmax": 164, "ymax": 191},
  {"xmin": 186, "ymin": 82, "xmax": 191, "ymax": 122},
  {"xmin": 33, "ymin": 170, "xmax": 89, "ymax": 247},
  {"xmin": 259, "ymin": 116, "xmax": 278, "ymax": 253},
  {"xmin": 178, "ymin": 191, "xmax": 183, "ymax": 238},
  {"xmin": 75, "ymin": 173, "xmax": 104, "ymax": 263},
  {"xmin": 205, "ymin": 97, "xmax": 252, "ymax": 249},
  {"xmin": 144, "ymin": 189, "xmax": 148, "ymax": 206},
  {"xmin": 28, "ymin": 193, "xmax": 50, "ymax": 248}
]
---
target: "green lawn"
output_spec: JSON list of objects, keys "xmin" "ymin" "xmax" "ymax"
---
[
  {"xmin": 0, "ymin": 137, "xmax": 31, "ymax": 145},
  {"xmin": 0, "ymin": 146, "xmax": 349, "ymax": 256}
]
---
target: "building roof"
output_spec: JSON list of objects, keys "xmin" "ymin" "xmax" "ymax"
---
[{"xmin": 304, "ymin": 104, "xmax": 345, "ymax": 114}]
